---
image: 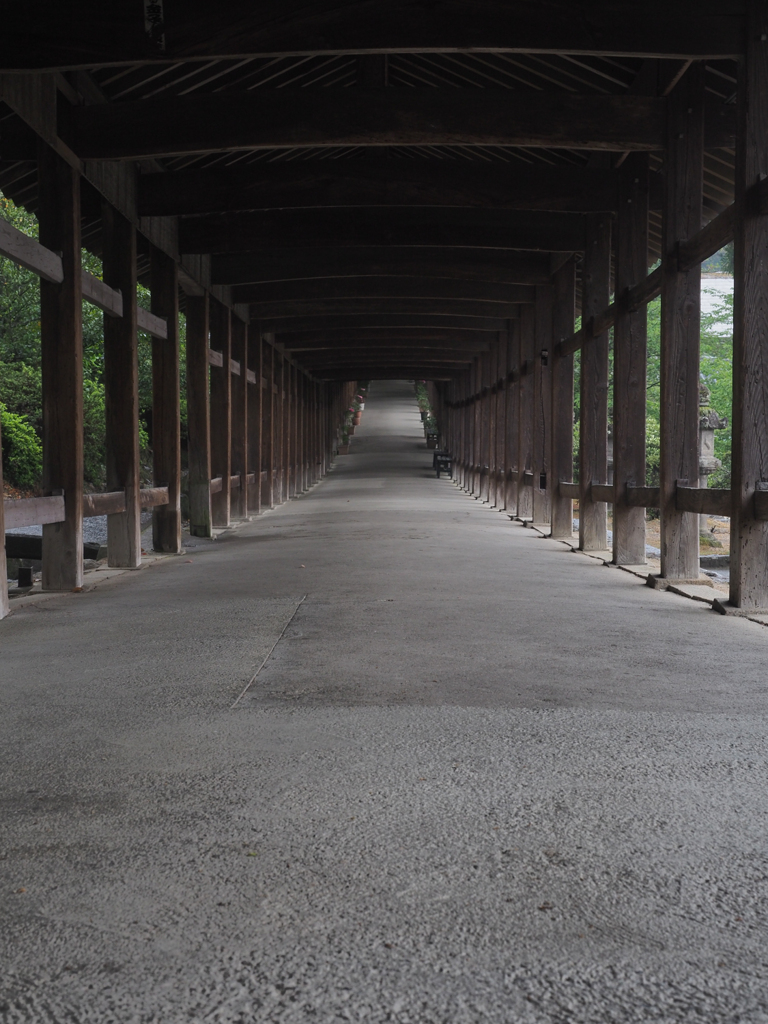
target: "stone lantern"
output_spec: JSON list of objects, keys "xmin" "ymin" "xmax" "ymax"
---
[{"xmin": 699, "ymin": 383, "xmax": 728, "ymax": 536}]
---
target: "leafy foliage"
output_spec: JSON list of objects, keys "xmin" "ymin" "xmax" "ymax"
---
[
  {"xmin": 0, "ymin": 403, "xmax": 43, "ymax": 488},
  {"xmin": 0, "ymin": 190, "xmax": 185, "ymax": 492}
]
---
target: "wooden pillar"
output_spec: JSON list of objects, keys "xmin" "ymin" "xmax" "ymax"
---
[
  {"xmin": 248, "ymin": 330, "xmax": 262, "ymax": 513},
  {"xmin": 261, "ymin": 341, "xmax": 274, "ymax": 508},
  {"xmin": 186, "ymin": 293, "xmax": 212, "ymax": 537},
  {"xmin": 150, "ymin": 248, "xmax": 181, "ymax": 553},
  {"xmin": 230, "ymin": 316, "xmax": 248, "ymax": 518},
  {"xmin": 102, "ymin": 202, "xmax": 141, "ymax": 566},
  {"xmin": 505, "ymin": 319, "xmax": 521, "ymax": 514},
  {"xmin": 517, "ymin": 304, "xmax": 535, "ymax": 519},
  {"xmin": 533, "ymin": 283, "xmax": 553, "ymax": 525},
  {"xmin": 0, "ymin": 423, "xmax": 8, "ymax": 618},
  {"xmin": 550, "ymin": 259, "xmax": 576, "ymax": 540},
  {"xmin": 274, "ymin": 352, "xmax": 284, "ymax": 503},
  {"xmin": 209, "ymin": 299, "xmax": 231, "ymax": 528},
  {"xmin": 491, "ymin": 335, "xmax": 503, "ymax": 507},
  {"xmin": 38, "ymin": 144, "xmax": 83, "ymax": 590},
  {"xmin": 613, "ymin": 155, "xmax": 650, "ymax": 565},
  {"xmin": 731, "ymin": 5, "xmax": 768, "ymax": 609},
  {"xmin": 579, "ymin": 214, "xmax": 611, "ymax": 551},
  {"xmin": 660, "ymin": 65, "xmax": 704, "ymax": 580},
  {"xmin": 482, "ymin": 354, "xmax": 491, "ymax": 499}
]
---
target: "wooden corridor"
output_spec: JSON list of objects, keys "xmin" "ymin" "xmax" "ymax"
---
[
  {"xmin": 2, "ymin": 2, "xmax": 768, "ymax": 620},
  {"xmin": 2, "ymin": 380, "xmax": 768, "ymax": 1021}
]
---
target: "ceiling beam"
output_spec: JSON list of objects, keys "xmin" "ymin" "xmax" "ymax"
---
[
  {"xmin": 0, "ymin": 3, "xmax": 742, "ymax": 71},
  {"xmin": 214, "ymin": 248, "xmax": 553, "ymax": 286},
  {"xmin": 302, "ymin": 350, "xmax": 475, "ymax": 363},
  {"xmin": 67, "ymin": 90, "xmax": 674, "ymax": 160},
  {"xmin": 179, "ymin": 209, "xmax": 586, "ymax": 255},
  {"xmin": 258, "ymin": 313, "xmax": 508, "ymax": 332},
  {"xmin": 234, "ymin": 278, "xmax": 534, "ymax": 305},
  {"xmin": 250, "ymin": 298, "xmax": 519, "ymax": 320},
  {"xmin": 275, "ymin": 328, "xmax": 501, "ymax": 347},
  {"xmin": 139, "ymin": 163, "xmax": 661, "ymax": 216}
]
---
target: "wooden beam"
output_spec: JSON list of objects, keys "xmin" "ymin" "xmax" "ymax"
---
[
  {"xmin": 505, "ymin": 320, "xmax": 521, "ymax": 513},
  {"xmin": 82, "ymin": 270, "xmax": 123, "ymax": 317},
  {"xmin": 38, "ymin": 142, "xmax": 83, "ymax": 591},
  {"xmin": 532, "ymin": 283, "xmax": 553, "ymax": 524},
  {"xmin": 82, "ymin": 490, "xmax": 127, "ymax": 517},
  {"xmin": 550, "ymin": 259, "xmax": 576, "ymax": 539},
  {"xmin": 260, "ymin": 314, "xmax": 509, "ymax": 333},
  {"xmin": 579, "ymin": 212, "xmax": 611, "ymax": 552},
  {"xmin": 3, "ymin": 494, "xmax": 66, "ymax": 530},
  {"xmin": 1, "ymin": 3, "xmax": 742, "ymax": 72},
  {"xmin": 626, "ymin": 485, "xmax": 661, "ymax": 508},
  {"xmin": 248, "ymin": 333, "xmax": 262, "ymax": 514},
  {"xmin": 180, "ymin": 209, "xmax": 587, "ymax": 255},
  {"xmin": 612, "ymin": 154, "xmax": 649, "ymax": 566},
  {"xmin": 261, "ymin": 340, "xmax": 275, "ymax": 508},
  {"xmin": 102, "ymin": 202, "xmax": 141, "ymax": 568},
  {"xmin": 230, "ymin": 318, "xmax": 248, "ymax": 518},
  {"xmin": 69, "ymin": 91, "xmax": 671, "ymax": 161},
  {"xmin": 137, "ymin": 305, "xmax": 168, "ymax": 339},
  {"xmin": 660, "ymin": 66, "xmax": 704, "ymax": 581},
  {"xmin": 249, "ymin": 298, "xmax": 523, "ymax": 321},
  {"xmin": 140, "ymin": 485, "xmax": 170, "ymax": 508},
  {"xmin": 234, "ymin": 278, "xmax": 535, "ymax": 306},
  {"xmin": 278, "ymin": 328, "xmax": 497, "ymax": 347},
  {"xmin": 186, "ymin": 292, "xmax": 213, "ymax": 537},
  {"xmin": 730, "ymin": 0, "xmax": 768, "ymax": 609},
  {"xmin": 517, "ymin": 305, "xmax": 535, "ymax": 518},
  {"xmin": 0, "ymin": 214, "xmax": 63, "ymax": 282},
  {"xmin": 676, "ymin": 485, "xmax": 731, "ymax": 517},
  {"xmin": 210, "ymin": 299, "xmax": 232, "ymax": 528},
  {"xmin": 150, "ymin": 247, "xmax": 182, "ymax": 553},
  {"xmin": 213, "ymin": 248, "xmax": 552, "ymax": 286},
  {"xmin": 140, "ymin": 163, "xmax": 653, "ymax": 218}
]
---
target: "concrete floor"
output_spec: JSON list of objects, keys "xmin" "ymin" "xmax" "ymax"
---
[{"xmin": 2, "ymin": 379, "xmax": 768, "ymax": 1023}]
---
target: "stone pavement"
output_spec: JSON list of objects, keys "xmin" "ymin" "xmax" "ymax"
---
[{"xmin": 1, "ymin": 380, "xmax": 768, "ymax": 1023}]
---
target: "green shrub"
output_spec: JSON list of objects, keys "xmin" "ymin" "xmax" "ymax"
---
[{"xmin": 1, "ymin": 403, "xmax": 42, "ymax": 488}]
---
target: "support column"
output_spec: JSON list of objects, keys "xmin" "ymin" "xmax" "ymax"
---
[
  {"xmin": 248, "ymin": 330, "xmax": 262, "ymax": 514},
  {"xmin": 186, "ymin": 293, "xmax": 212, "ymax": 537},
  {"xmin": 261, "ymin": 340, "xmax": 274, "ymax": 508},
  {"xmin": 533, "ymin": 283, "xmax": 553, "ymax": 525},
  {"xmin": 151, "ymin": 247, "xmax": 181, "ymax": 553},
  {"xmin": 0, "ymin": 426, "xmax": 8, "ymax": 618},
  {"xmin": 551, "ymin": 259, "xmax": 576, "ymax": 540},
  {"xmin": 492, "ymin": 332, "xmax": 507, "ymax": 507},
  {"xmin": 231, "ymin": 316, "xmax": 248, "ymax": 518},
  {"xmin": 274, "ymin": 352, "xmax": 284, "ymax": 503},
  {"xmin": 38, "ymin": 147, "xmax": 83, "ymax": 589},
  {"xmin": 517, "ymin": 304, "xmax": 535, "ymax": 519},
  {"xmin": 38, "ymin": 144, "xmax": 83, "ymax": 590},
  {"xmin": 210, "ymin": 299, "xmax": 231, "ymax": 528},
  {"xmin": 480, "ymin": 352, "xmax": 491, "ymax": 501},
  {"xmin": 505, "ymin": 320, "xmax": 520, "ymax": 514},
  {"xmin": 102, "ymin": 202, "xmax": 141, "ymax": 566},
  {"xmin": 579, "ymin": 214, "xmax": 611, "ymax": 551},
  {"xmin": 731, "ymin": 4, "xmax": 768, "ymax": 609},
  {"xmin": 613, "ymin": 154, "xmax": 650, "ymax": 565},
  {"xmin": 660, "ymin": 65, "xmax": 704, "ymax": 580}
]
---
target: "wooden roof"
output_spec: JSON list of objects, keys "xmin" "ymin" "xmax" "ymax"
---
[{"xmin": 0, "ymin": 3, "xmax": 740, "ymax": 378}]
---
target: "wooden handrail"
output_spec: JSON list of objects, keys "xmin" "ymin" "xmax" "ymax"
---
[
  {"xmin": 3, "ymin": 494, "xmax": 65, "ymax": 530},
  {"xmin": 675, "ymin": 485, "xmax": 731, "ymax": 516},
  {"xmin": 139, "ymin": 486, "xmax": 169, "ymax": 507},
  {"xmin": 82, "ymin": 490, "xmax": 126, "ymax": 517}
]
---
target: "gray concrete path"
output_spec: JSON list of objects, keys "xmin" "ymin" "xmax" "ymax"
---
[{"xmin": 2, "ymin": 380, "xmax": 768, "ymax": 1023}]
